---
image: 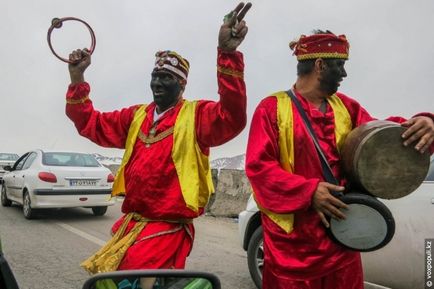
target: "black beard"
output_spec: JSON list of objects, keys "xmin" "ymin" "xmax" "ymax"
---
[
  {"xmin": 319, "ymin": 78, "xmax": 339, "ymax": 95},
  {"xmin": 319, "ymin": 70, "xmax": 341, "ymax": 95}
]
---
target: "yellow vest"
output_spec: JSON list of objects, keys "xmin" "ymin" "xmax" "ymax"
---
[
  {"xmin": 111, "ymin": 100, "xmax": 214, "ymax": 212},
  {"xmin": 255, "ymin": 91, "xmax": 352, "ymax": 233}
]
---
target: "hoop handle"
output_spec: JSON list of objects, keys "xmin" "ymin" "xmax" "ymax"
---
[{"xmin": 47, "ymin": 17, "xmax": 96, "ymax": 63}]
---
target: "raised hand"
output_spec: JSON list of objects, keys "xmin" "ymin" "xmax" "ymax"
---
[
  {"xmin": 218, "ymin": 2, "xmax": 252, "ymax": 52},
  {"xmin": 68, "ymin": 48, "xmax": 91, "ymax": 84}
]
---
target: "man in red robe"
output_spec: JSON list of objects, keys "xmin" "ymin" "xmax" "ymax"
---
[
  {"xmin": 64, "ymin": 2, "xmax": 252, "ymax": 277},
  {"xmin": 245, "ymin": 30, "xmax": 434, "ymax": 289}
]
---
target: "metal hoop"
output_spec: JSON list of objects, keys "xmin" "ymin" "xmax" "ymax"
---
[{"xmin": 47, "ymin": 17, "xmax": 96, "ymax": 63}]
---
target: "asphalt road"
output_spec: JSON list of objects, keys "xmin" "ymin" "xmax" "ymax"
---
[{"xmin": 0, "ymin": 200, "xmax": 256, "ymax": 289}]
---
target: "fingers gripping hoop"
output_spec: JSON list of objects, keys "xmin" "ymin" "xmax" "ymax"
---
[{"xmin": 47, "ymin": 17, "xmax": 96, "ymax": 63}]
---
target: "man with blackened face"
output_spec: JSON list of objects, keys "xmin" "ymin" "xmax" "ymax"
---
[
  {"xmin": 245, "ymin": 30, "xmax": 434, "ymax": 289},
  {"xmin": 64, "ymin": 2, "xmax": 252, "ymax": 282},
  {"xmin": 318, "ymin": 58, "xmax": 347, "ymax": 96},
  {"xmin": 150, "ymin": 51, "xmax": 188, "ymax": 113}
]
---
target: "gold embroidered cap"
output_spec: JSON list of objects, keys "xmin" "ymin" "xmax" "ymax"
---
[
  {"xmin": 289, "ymin": 33, "xmax": 350, "ymax": 61},
  {"xmin": 154, "ymin": 50, "xmax": 190, "ymax": 81}
]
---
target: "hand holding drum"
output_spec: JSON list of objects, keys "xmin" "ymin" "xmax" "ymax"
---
[
  {"xmin": 401, "ymin": 116, "xmax": 434, "ymax": 154},
  {"xmin": 326, "ymin": 119, "xmax": 431, "ymax": 252},
  {"xmin": 312, "ymin": 182, "xmax": 347, "ymax": 228}
]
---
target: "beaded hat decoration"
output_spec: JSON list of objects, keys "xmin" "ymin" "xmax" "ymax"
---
[
  {"xmin": 153, "ymin": 50, "xmax": 190, "ymax": 81},
  {"xmin": 289, "ymin": 33, "xmax": 350, "ymax": 61}
]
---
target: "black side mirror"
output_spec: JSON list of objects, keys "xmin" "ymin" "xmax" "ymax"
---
[
  {"xmin": 82, "ymin": 270, "xmax": 221, "ymax": 289},
  {"xmin": 0, "ymin": 253, "xmax": 20, "ymax": 289},
  {"xmin": 2, "ymin": 166, "xmax": 12, "ymax": 172}
]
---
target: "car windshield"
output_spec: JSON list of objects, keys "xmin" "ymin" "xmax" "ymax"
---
[
  {"xmin": 42, "ymin": 152, "xmax": 101, "ymax": 167},
  {"xmin": 0, "ymin": 153, "xmax": 19, "ymax": 161}
]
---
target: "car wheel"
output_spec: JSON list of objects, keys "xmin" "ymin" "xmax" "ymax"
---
[
  {"xmin": 91, "ymin": 206, "xmax": 108, "ymax": 216},
  {"xmin": 1, "ymin": 185, "xmax": 12, "ymax": 207},
  {"xmin": 23, "ymin": 191, "xmax": 36, "ymax": 219},
  {"xmin": 247, "ymin": 226, "xmax": 264, "ymax": 289}
]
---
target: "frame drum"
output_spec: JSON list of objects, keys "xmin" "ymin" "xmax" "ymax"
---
[
  {"xmin": 341, "ymin": 120, "xmax": 430, "ymax": 199},
  {"xmin": 328, "ymin": 192, "xmax": 395, "ymax": 252},
  {"xmin": 47, "ymin": 17, "xmax": 96, "ymax": 64}
]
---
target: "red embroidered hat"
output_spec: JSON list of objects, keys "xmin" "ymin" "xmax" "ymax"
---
[
  {"xmin": 153, "ymin": 50, "xmax": 190, "ymax": 81},
  {"xmin": 289, "ymin": 33, "xmax": 350, "ymax": 61}
]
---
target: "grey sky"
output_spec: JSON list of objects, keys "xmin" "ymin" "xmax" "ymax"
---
[{"xmin": 1, "ymin": 0, "xmax": 433, "ymax": 160}]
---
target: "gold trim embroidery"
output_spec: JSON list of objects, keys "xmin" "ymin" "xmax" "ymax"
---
[
  {"xmin": 66, "ymin": 95, "xmax": 90, "ymax": 104},
  {"xmin": 134, "ymin": 226, "xmax": 183, "ymax": 244},
  {"xmin": 217, "ymin": 66, "xmax": 244, "ymax": 79},
  {"xmin": 138, "ymin": 126, "xmax": 174, "ymax": 147},
  {"xmin": 134, "ymin": 223, "xmax": 193, "ymax": 244},
  {"xmin": 297, "ymin": 52, "xmax": 348, "ymax": 60}
]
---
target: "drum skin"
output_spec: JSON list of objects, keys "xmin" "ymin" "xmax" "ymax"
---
[
  {"xmin": 341, "ymin": 120, "xmax": 430, "ymax": 199},
  {"xmin": 328, "ymin": 193, "xmax": 395, "ymax": 252}
]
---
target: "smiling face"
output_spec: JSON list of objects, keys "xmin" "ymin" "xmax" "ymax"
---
[
  {"xmin": 318, "ymin": 58, "xmax": 347, "ymax": 95},
  {"xmin": 150, "ymin": 70, "xmax": 183, "ymax": 112}
]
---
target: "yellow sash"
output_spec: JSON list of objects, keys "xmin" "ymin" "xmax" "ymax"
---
[
  {"xmin": 81, "ymin": 212, "xmax": 148, "ymax": 273},
  {"xmin": 255, "ymin": 91, "xmax": 352, "ymax": 233},
  {"xmin": 111, "ymin": 101, "xmax": 214, "ymax": 212},
  {"xmin": 112, "ymin": 105, "xmax": 147, "ymax": 197},
  {"xmin": 81, "ymin": 212, "xmax": 194, "ymax": 274},
  {"xmin": 172, "ymin": 101, "xmax": 214, "ymax": 211}
]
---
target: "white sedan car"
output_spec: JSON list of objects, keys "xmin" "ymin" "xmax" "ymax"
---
[
  {"xmin": 1, "ymin": 150, "xmax": 115, "ymax": 219},
  {"xmin": 239, "ymin": 157, "xmax": 434, "ymax": 289}
]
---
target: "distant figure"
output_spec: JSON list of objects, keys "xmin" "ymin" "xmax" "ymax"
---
[
  {"xmin": 245, "ymin": 30, "xmax": 434, "ymax": 289},
  {"xmin": 64, "ymin": 2, "xmax": 252, "ymax": 279}
]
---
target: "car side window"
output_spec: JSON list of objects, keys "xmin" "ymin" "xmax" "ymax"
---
[
  {"xmin": 22, "ymin": 153, "xmax": 37, "ymax": 170},
  {"xmin": 13, "ymin": 154, "xmax": 29, "ymax": 171},
  {"xmin": 426, "ymin": 160, "xmax": 434, "ymax": 182}
]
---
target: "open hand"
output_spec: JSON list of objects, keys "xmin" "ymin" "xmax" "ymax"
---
[
  {"xmin": 218, "ymin": 2, "xmax": 252, "ymax": 52},
  {"xmin": 312, "ymin": 182, "xmax": 348, "ymax": 228},
  {"xmin": 401, "ymin": 116, "xmax": 434, "ymax": 154}
]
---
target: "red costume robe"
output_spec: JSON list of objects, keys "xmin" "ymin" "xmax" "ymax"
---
[
  {"xmin": 245, "ymin": 89, "xmax": 433, "ymax": 289},
  {"xmin": 66, "ymin": 49, "xmax": 246, "ymax": 270}
]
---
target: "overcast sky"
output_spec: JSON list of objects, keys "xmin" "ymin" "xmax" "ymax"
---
[{"xmin": 1, "ymin": 0, "xmax": 433, "ymax": 160}]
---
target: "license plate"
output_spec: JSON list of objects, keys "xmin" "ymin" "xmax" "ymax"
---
[{"xmin": 69, "ymin": 179, "xmax": 97, "ymax": 186}]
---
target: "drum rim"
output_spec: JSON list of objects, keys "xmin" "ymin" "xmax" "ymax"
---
[
  {"xmin": 345, "ymin": 121, "xmax": 430, "ymax": 199},
  {"xmin": 327, "ymin": 192, "xmax": 395, "ymax": 252}
]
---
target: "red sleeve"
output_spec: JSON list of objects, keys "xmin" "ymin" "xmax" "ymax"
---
[
  {"xmin": 65, "ymin": 82, "xmax": 140, "ymax": 148},
  {"xmin": 245, "ymin": 97, "xmax": 319, "ymax": 214},
  {"xmin": 414, "ymin": 112, "xmax": 434, "ymax": 121},
  {"xmin": 195, "ymin": 48, "xmax": 247, "ymax": 149}
]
